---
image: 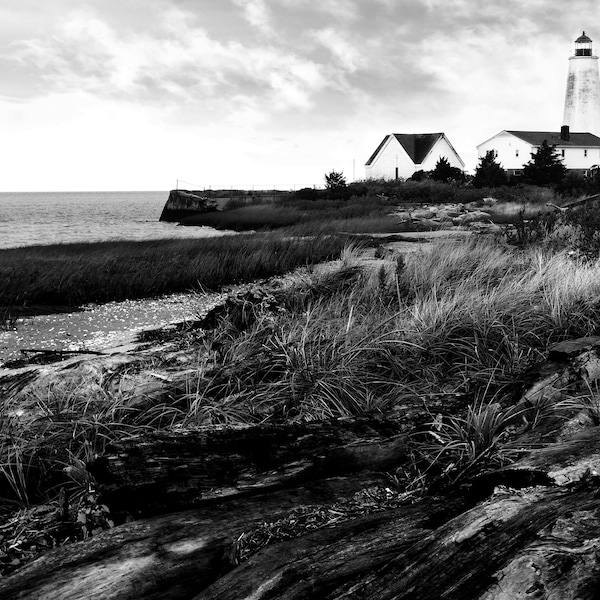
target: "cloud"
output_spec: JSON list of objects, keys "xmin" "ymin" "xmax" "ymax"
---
[
  {"xmin": 232, "ymin": 0, "xmax": 273, "ymax": 35},
  {"xmin": 274, "ymin": 0, "xmax": 360, "ymax": 22},
  {"xmin": 6, "ymin": 6, "xmax": 334, "ymax": 119},
  {"xmin": 311, "ymin": 28, "xmax": 366, "ymax": 73}
]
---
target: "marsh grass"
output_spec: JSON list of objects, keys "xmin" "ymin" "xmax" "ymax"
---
[{"xmin": 0, "ymin": 227, "xmax": 348, "ymax": 314}]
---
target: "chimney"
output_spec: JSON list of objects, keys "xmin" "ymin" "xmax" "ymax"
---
[{"xmin": 561, "ymin": 125, "xmax": 570, "ymax": 141}]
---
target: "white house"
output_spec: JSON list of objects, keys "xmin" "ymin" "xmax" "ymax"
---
[
  {"xmin": 477, "ymin": 128, "xmax": 600, "ymax": 176},
  {"xmin": 365, "ymin": 133, "xmax": 465, "ymax": 180}
]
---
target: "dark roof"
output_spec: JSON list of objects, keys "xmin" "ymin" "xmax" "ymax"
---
[
  {"xmin": 576, "ymin": 31, "xmax": 593, "ymax": 43},
  {"xmin": 507, "ymin": 130, "xmax": 600, "ymax": 147},
  {"xmin": 365, "ymin": 133, "xmax": 444, "ymax": 166}
]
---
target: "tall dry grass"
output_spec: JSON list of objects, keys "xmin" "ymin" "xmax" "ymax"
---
[
  {"xmin": 395, "ymin": 242, "xmax": 600, "ymax": 389},
  {"xmin": 190, "ymin": 239, "xmax": 600, "ymax": 423}
]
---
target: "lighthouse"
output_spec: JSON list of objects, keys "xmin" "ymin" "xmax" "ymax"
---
[{"xmin": 563, "ymin": 31, "xmax": 600, "ymax": 136}]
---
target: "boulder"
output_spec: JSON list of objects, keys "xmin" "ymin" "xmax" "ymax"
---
[
  {"xmin": 453, "ymin": 210, "xmax": 491, "ymax": 225},
  {"xmin": 411, "ymin": 209, "xmax": 435, "ymax": 219}
]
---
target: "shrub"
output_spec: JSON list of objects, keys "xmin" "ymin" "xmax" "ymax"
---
[
  {"xmin": 560, "ymin": 204, "xmax": 600, "ymax": 257},
  {"xmin": 294, "ymin": 188, "xmax": 321, "ymax": 201},
  {"xmin": 408, "ymin": 170, "xmax": 428, "ymax": 182}
]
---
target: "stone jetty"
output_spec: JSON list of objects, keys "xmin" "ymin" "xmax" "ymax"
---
[{"xmin": 159, "ymin": 189, "xmax": 218, "ymax": 222}]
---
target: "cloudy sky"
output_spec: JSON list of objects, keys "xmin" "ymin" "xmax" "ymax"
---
[{"xmin": 1, "ymin": 0, "xmax": 599, "ymax": 191}]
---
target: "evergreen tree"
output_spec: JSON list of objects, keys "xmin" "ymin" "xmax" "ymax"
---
[
  {"xmin": 324, "ymin": 170, "xmax": 350, "ymax": 199},
  {"xmin": 472, "ymin": 151, "xmax": 508, "ymax": 188},
  {"xmin": 324, "ymin": 170, "xmax": 347, "ymax": 191},
  {"xmin": 430, "ymin": 157, "xmax": 464, "ymax": 183},
  {"xmin": 522, "ymin": 140, "xmax": 567, "ymax": 185}
]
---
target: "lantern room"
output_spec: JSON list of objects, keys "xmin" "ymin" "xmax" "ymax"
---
[{"xmin": 575, "ymin": 31, "xmax": 593, "ymax": 56}]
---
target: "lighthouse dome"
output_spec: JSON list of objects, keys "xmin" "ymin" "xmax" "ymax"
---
[{"xmin": 576, "ymin": 31, "xmax": 593, "ymax": 44}]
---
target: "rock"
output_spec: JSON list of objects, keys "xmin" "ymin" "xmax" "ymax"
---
[
  {"xmin": 453, "ymin": 210, "xmax": 491, "ymax": 225},
  {"xmin": 468, "ymin": 222, "xmax": 501, "ymax": 234},
  {"xmin": 548, "ymin": 337, "xmax": 600, "ymax": 361},
  {"xmin": 394, "ymin": 211, "xmax": 412, "ymax": 222},
  {"xmin": 159, "ymin": 190, "xmax": 218, "ymax": 222},
  {"xmin": 411, "ymin": 209, "xmax": 435, "ymax": 219},
  {"xmin": 437, "ymin": 210, "xmax": 461, "ymax": 219}
]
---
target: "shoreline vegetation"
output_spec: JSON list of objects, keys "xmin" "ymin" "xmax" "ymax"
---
[
  {"xmin": 5, "ymin": 176, "xmax": 600, "ymax": 593},
  {"xmin": 176, "ymin": 180, "xmax": 559, "ymax": 231},
  {"xmin": 0, "ymin": 178, "xmax": 571, "ymax": 322},
  {"xmin": 0, "ymin": 226, "xmax": 349, "ymax": 321}
]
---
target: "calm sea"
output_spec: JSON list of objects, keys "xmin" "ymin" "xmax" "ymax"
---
[{"xmin": 0, "ymin": 191, "xmax": 223, "ymax": 249}]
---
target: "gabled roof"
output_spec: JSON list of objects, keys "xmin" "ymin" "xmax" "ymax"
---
[
  {"xmin": 393, "ymin": 133, "xmax": 445, "ymax": 164},
  {"xmin": 506, "ymin": 130, "xmax": 600, "ymax": 147},
  {"xmin": 365, "ymin": 133, "xmax": 445, "ymax": 166}
]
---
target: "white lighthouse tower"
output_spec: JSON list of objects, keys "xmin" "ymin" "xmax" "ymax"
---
[{"xmin": 563, "ymin": 31, "xmax": 600, "ymax": 136}]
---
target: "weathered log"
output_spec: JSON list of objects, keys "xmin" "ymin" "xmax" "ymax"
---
[
  {"xmin": 518, "ymin": 336, "xmax": 600, "ymax": 406},
  {"xmin": 197, "ymin": 486, "xmax": 600, "ymax": 600},
  {"xmin": 0, "ymin": 473, "xmax": 388, "ymax": 600},
  {"xmin": 498, "ymin": 426, "xmax": 600, "ymax": 487},
  {"xmin": 6, "ymin": 424, "xmax": 600, "ymax": 600},
  {"xmin": 88, "ymin": 419, "xmax": 409, "ymax": 518}
]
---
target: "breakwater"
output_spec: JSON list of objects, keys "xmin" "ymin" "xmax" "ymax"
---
[{"xmin": 159, "ymin": 189, "xmax": 290, "ymax": 223}]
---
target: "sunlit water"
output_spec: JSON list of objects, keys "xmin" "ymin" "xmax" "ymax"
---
[{"xmin": 0, "ymin": 191, "xmax": 224, "ymax": 249}]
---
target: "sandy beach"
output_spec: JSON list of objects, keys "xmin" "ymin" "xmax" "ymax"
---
[{"xmin": 0, "ymin": 291, "xmax": 226, "ymax": 368}]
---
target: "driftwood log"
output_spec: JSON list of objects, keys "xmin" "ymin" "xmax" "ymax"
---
[
  {"xmin": 4, "ymin": 462, "xmax": 600, "ymax": 599},
  {"xmin": 0, "ymin": 473, "xmax": 390, "ymax": 600},
  {"xmin": 88, "ymin": 418, "xmax": 409, "ymax": 518},
  {"xmin": 199, "ymin": 485, "xmax": 600, "ymax": 600}
]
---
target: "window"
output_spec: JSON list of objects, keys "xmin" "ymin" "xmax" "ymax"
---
[
  {"xmin": 561, "ymin": 149, "xmax": 565, "ymax": 157},
  {"xmin": 585, "ymin": 149, "xmax": 588, "ymax": 157},
  {"xmin": 515, "ymin": 149, "xmax": 519, "ymax": 157}
]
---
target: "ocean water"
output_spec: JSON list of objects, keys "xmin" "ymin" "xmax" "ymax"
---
[
  {"xmin": 0, "ymin": 191, "xmax": 231, "ymax": 366},
  {"xmin": 0, "ymin": 191, "xmax": 224, "ymax": 249}
]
